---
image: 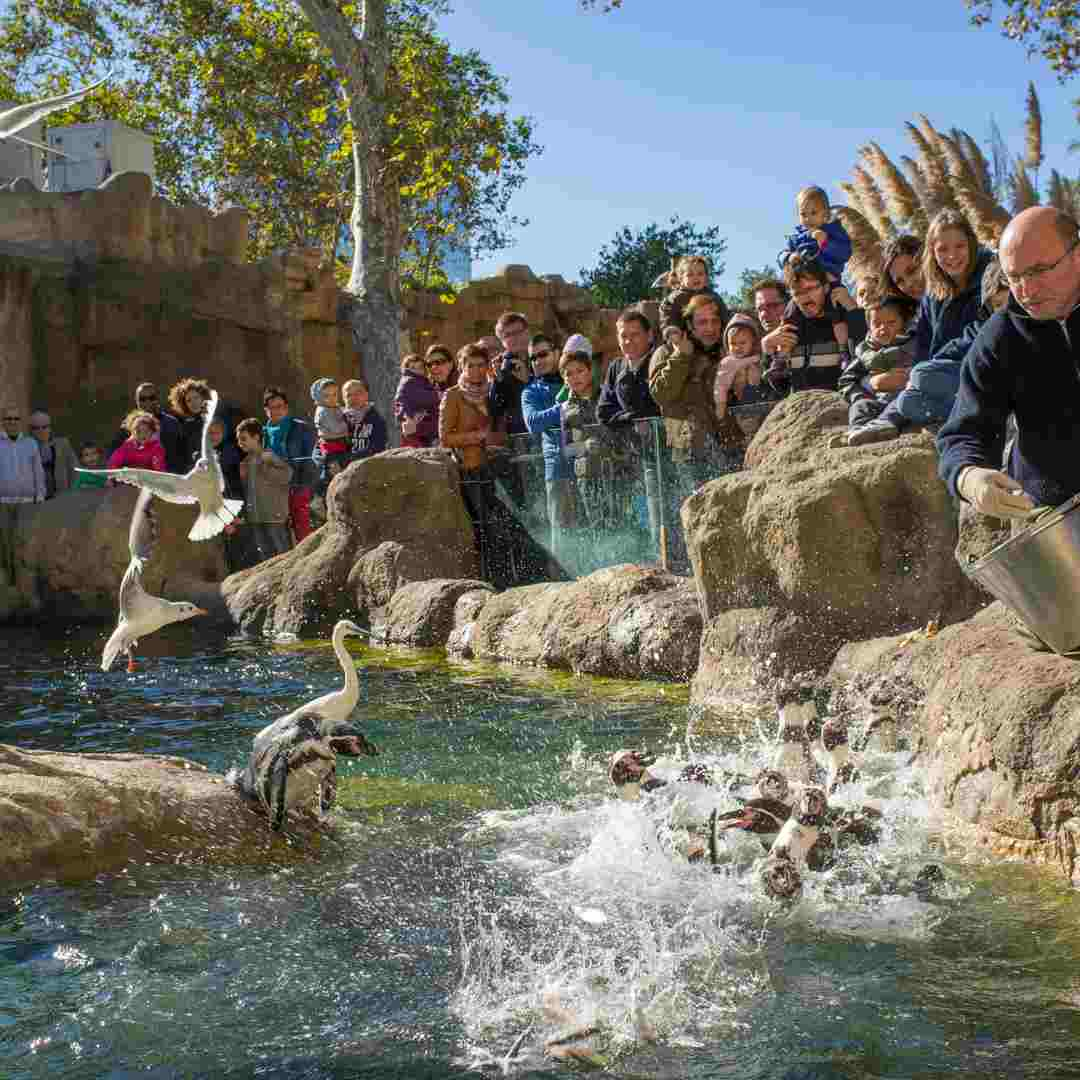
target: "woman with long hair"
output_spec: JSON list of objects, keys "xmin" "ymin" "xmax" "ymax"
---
[
  {"xmin": 167, "ymin": 377, "xmax": 212, "ymax": 469},
  {"xmin": 424, "ymin": 343, "xmax": 457, "ymax": 403},
  {"xmin": 848, "ymin": 209, "xmax": 995, "ymax": 445}
]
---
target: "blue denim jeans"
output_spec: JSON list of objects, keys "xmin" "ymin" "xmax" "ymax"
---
[{"xmin": 880, "ymin": 359, "xmax": 962, "ymax": 428}]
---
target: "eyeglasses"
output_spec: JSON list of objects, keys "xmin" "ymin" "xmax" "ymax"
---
[
  {"xmin": 3, "ymin": 415, "xmax": 19, "ymax": 422},
  {"xmin": 137, "ymin": 395, "xmax": 158, "ymax": 403},
  {"xmin": 1003, "ymin": 240, "xmax": 1079, "ymax": 288},
  {"xmin": 792, "ymin": 282, "xmax": 825, "ymax": 302},
  {"xmin": 531, "ymin": 349, "xmax": 553, "ymax": 361},
  {"xmin": 30, "ymin": 424, "xmax": 50, "ymax": 430},
  {"xmin": 427, "ymin": 357, "xmax": 451, "ymax": 366}
]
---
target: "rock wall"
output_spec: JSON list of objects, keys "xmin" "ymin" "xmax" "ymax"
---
[{"xmin": 0, "ymin": 172, "xmax": 356, "ymax": 448}]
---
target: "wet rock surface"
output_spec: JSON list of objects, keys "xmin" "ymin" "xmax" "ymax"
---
[{"xmin": 828, "ymin": 602, "xmax": 1080, "ymax": 887}]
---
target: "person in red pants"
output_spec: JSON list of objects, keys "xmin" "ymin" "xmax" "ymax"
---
[{"xmin": 262, "ymin": 386, "xmax": 317, "ymax": 542}]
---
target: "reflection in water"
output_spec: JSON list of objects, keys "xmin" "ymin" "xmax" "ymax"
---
[{"xmin": 4, "ymin": 625, "xmax": 1080, "ymax": 1077}]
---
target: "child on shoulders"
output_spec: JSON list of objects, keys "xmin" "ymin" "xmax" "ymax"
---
[
  {"xmin": 778, "ymin": 185, "xmax": 853, "ymax": 283},
  {"xmin": 310, "ymin": 377, "xmax": 350, "ymax": 493},
  {"xmin": 658, "ymin": 255, "xmax": 731, "ymax": 343},
  {"xmin": 713, "ymin": 313, "xmax": 783, "ymax": 449}
]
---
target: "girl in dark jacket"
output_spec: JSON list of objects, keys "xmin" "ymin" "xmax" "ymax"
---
[
  {"xmin": 394, "ymin": 354, "xmax": 440, "ymax": 448},
  {"xmin": 847, "ymin": 210, "xmax": 995, "ymax": 445}
]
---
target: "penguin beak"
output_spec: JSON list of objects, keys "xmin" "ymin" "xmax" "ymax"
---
[{"xmin": 194, "ymin": 608, "xmax": 209, "ymax": 616}]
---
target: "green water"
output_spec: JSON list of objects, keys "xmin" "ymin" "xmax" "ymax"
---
[{"xmin": 3, "ymin": 622, "xmax": 1080, "ymax": 1078}]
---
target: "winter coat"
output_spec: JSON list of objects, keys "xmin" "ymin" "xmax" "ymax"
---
[
  {"xmin": 0, "ymin": 433, "xmax": 46, "ymax": 502},
  {"xmin": 913, "ymin": 248, "xmax": 995, "ymax": 365},
  {"xmin": 107, "ymin": 436, "xmax": 166, "ymax": 472},
  {"xmin": 108, "ymin": 411, "xmax": 184, "ymax": 473},
  {"xmin": 778, "ymin": 220, "xmax": 853, "ymax": 280},
  {"xmin": 241, "ymin": 449, "xmax": 291, "ymax": 524},
  {"xmin": 394, "ymin": 371, "xmax": 440, "ymax": 447},
  {"xmin": 597, "ymin": 353, "xmax": 660, "ymax": 426},
  {"xmin": 838, "ymin": 335, "xmax": 915, "ymax": 404},
  {"xmin": 346, "ymin": 405, "xmax": 388, "ymax": 460},
  {"xmin": 522, "ymin": 373, "xmax": 569, "ymax": 481},
  {"xmin": 648, "ymin": 342, "xmax": 741, "ymax": 456},
  {"xmin": 659, "ymin": 288, "xmax": 731, "ymax": 337},
  {"xmin": 214, "ymin": 440, "xmax": 244, "ymax": 501},
  {"xmin": 488, "ymin": 353, "xmax": 530, "ymax": 436},
  {"xmin": 38, "ymin": 436, "xmax": 78, "ymax": 496},
  {"xmin": 937, "ymin": 295, "xmax": 1080, "ymax": 509},
  {"xmin": 440, "ymin": 387, "xmax": 495, "ymax": 472}
]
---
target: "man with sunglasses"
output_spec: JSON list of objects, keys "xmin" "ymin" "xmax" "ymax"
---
[
  {"xmin": 108, "ymin": 383, "xmax": 184, "ymax": 473},
  {"xmin": 0, "ymin": 405, "xmax": 46, "ymax": 587},
  {"xmin": 939, "ymin": 207, "xmax": 1080, "ymax": 519},
  {"xmin": 27, "ymin": 410, "xmax": 77, "ymax": 498}
]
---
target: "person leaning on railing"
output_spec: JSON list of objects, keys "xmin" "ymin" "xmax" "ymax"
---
[{"xmin": 598, "ymin": 307, "xmax": 660, "ymax": 429}]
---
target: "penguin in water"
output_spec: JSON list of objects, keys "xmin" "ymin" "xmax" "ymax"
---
[
  {"xmin": 820, "ymin": 716, "xmax": 860, "ymax": 795},
  {"xmin": 708, "ymin": 769, "xmax": 793, "ymax": 860},
  {"xmin": 772, "ymin": 683, "xmax": 821, "ymax": 786},
  {"xmin": 759, "ymin": 787, "xmax": 829, "ymax": 902}
]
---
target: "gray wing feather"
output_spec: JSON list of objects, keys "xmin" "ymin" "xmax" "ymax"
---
[{"xmin": 128, "ymin": 488, "xmax": 158, "ymax": 565}]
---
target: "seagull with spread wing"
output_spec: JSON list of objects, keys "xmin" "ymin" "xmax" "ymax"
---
[
  {"xmin": 101, "ymin": 488, "xmax": 207, "ymax": 672},
  {"xmin": 77, "ymin": 388, "xmax": 243, "ymax": 541}
]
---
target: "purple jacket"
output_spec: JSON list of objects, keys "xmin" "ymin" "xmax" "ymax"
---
[{"xmin": 394, "ymin": 372, "xmax": 440, "ymax": 446}]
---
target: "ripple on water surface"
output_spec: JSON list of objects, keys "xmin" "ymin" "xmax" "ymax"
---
[{"xmin": 4, "ymin": 624, "xmax": 1080, "ymax": 1078}]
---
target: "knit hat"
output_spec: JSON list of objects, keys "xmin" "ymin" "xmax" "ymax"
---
[
  {"xmin": 562, "ymin": 333, "xmax": 593, "ymax": 358},
  {"xmin": 724, "ymin": 312, "xmax": 761, "ymax": 349},
  {"xmin": 310, "ymin": 377, "xmax": 337, "ymax": 403}
]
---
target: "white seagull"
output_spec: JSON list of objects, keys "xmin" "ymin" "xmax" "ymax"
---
[
  {"xmin": 101, "ymin": 488, "xmax": 207, "ymax": 672},
  {"xmin": 77, "ymin": 388, "xmax": 243, "ymax": 541}
]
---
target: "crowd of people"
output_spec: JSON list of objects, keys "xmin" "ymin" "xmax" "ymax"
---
[{"xmin": 2, "ymin": 191, "xmax": 1078, "ymax": 593}]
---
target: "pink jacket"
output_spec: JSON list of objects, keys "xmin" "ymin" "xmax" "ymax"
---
[{"xmin": 107, "ymin": 436, "xmax": 167, "ymax": 472}]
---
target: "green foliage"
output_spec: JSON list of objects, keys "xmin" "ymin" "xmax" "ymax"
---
[
  {"xmin": 965, "ymin": 0, "xmax": 1080, "ymax": 82},
  {"xmin": 578, "ymin": 216, "xmax": 727, "ymax": 309},
  {"xmin": 0, "ymin": 0, "xmax": 540, "ymax": 288},
  {"xmin": 726, "ymin": 264, "xmax": 779, "ymax": 310}
]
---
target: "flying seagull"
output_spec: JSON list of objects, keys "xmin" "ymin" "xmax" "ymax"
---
[
  {"xmin": 101, "ymin": 488, "xmax": 207, "ymax": 672},
  {"xmin": 77, "ymin": 388, "xmax": 244, "ymax": 541},
  {"xmin": 0, "ymin": 73, "xmax": 113, "ymax": 158}
]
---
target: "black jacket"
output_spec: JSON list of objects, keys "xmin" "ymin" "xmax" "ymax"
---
[
  {"xmin": 597, "ymin": 354, "xmax": 659, "ymax": 425},
  {"xmin": 913, "ymin": 247, "xmax": 995, "ymax": 365},
  {"xmin": 937, "ymin": 295, "xmax": 1080, "ymax": 508},
  {"xmin": 488, "ymin": 352, "xmax": 529, "ymax": 436}
]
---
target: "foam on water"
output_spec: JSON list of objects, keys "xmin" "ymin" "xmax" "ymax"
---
[{"xmin": 452, "ymin": 726, "xmax": 958, "ymax": 1070}]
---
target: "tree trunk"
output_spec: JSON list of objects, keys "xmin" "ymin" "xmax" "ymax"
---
[{"xmin": 292, "ymin": 0, "xmax": 402, "ymax": 429}]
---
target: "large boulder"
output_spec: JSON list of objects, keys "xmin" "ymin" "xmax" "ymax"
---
[
  {"xmin": 1, "ymin": 486, "xmax": 227, "ymax": 623},
  {"xmin": 460, "ymin": 564, "xmax": 701, "ymax": 680},
  {"xmin": 383, "ymin": 578, "xmax": 494, "ymax": 647},
  {"xmin": 0, "ymin": 745, "xmax": 327, "ymax": 884},
  {"xmin": 222, "ymin": 449, "xmax": 478, "ymax": 636},
  {"xmin": 684, "ymin": 392, "xmax": 986, "ymax": 697},
  {"xmin": 828, "ymin": 603, "xmax": 1080, "ymax": 887}
]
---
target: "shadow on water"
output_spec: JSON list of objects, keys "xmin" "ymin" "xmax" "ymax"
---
[{"xmin": 4, "ymin": 624, "xmax": 1080, "ymax": 1078}]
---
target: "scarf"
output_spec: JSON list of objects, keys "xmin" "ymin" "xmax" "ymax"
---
[
  {"xmin": 458, "ymin": 371, "xmax": 489, "ymax": 410},
  {"xmin": 263, "ymin": 415, "xmax": 292, "ymax": 459}
]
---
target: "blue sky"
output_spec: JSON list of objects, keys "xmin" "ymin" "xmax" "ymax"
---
[{"xmin": 437, "ymin": 0, "xmax": 1078, "ymax": 295}]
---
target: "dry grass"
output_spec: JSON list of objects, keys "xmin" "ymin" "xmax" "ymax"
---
[
  {"xmin": 834, "ymin": 205, "xmax": 883, "ymax": 283},
  {"xmin": 861, "ymin": 141, "xmax": 926, "ymax": 235},
  {"xmin": 1024, "ymin": 82, "xmax": 1043, "ymax": 172},
  {"xmin": 851, "ymin": 163, "xmax": 896, "ymax": 240}
]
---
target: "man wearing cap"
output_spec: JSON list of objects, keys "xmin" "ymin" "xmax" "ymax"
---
[{"xmin": 938, "ymin": 207, "xmax": 1080, "ymax": 519}]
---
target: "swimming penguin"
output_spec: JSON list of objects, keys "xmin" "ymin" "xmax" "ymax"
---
[
  {"xmin": 759, "ymin": 787, "xmax": 828, "ymax": 900},
  {"xmin": 608, "ymin": 749, "xmax": 662, "ymax": 801},
  {"xmin": 772, "ymin": 685, "xmax": 820, "ymax": 786},
  {"xmin": 820, "ymin": 717, "xmax": 860, "ymax": 794}
]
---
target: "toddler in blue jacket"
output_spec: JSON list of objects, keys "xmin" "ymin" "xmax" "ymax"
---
[{"xmin": 779, "ymin": 186, "xmax": 853, "ymax": 282}]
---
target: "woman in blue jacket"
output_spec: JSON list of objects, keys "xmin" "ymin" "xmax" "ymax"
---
[{"xmin": 848, "ymin": 209, "xmax": 995, "ymax": 445}]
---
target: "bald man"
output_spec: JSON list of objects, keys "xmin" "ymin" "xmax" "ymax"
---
[{"xmin": 937, "ymin": 207, "xmax": 1080, "ymax": 518}]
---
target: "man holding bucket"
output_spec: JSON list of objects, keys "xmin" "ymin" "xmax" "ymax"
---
[{"xmin": 938, "ymin": 208, "xmax": 1080, "ymax": 518}]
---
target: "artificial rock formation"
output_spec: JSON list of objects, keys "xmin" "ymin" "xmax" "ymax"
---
[
  {"xmin": 0, "ymin": 485, "xmax": 226, "ymax": 622},
  {"xmin": 222, "ymin": 449, "xmax": 477, "ymax": 636},
  {"xmin": 685, "ymin": 391, "xmax": 986, "ymax": 707},
  {"xmin": 0, "ymin": 744, "xmax": 332, "ymax": 885},
  {"xmin": 455, "ymin": 564, "xmax": 701, "ymax": 681},
  {"xmin": 382, "ymin": 578, "xmax": 494, "ymax": 647},
  {"xmin": 829, "ymin": 602, "xmax": 1080, "ymax": 888}
]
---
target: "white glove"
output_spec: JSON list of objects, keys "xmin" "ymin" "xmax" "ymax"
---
[{"xmin": 957, "ymin": 467, "xmax": 1035, "ymax": 519}]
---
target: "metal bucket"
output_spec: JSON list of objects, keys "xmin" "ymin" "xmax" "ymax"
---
[{"xmin": 964, "ymin": 492, "xmax": 1080, "ymax": 654}]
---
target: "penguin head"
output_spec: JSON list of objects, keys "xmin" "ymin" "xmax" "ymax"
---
[
  {"xmin": 761, "ymin": 853, "xmax": 803, "ymax": 902},
  {"xmin": 754, "ymin": 769, "xmax": 791, "ymax": 804},
  {"xmin": 609, "ymin": 749, "xmax": 656, "ymax": 801}
]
